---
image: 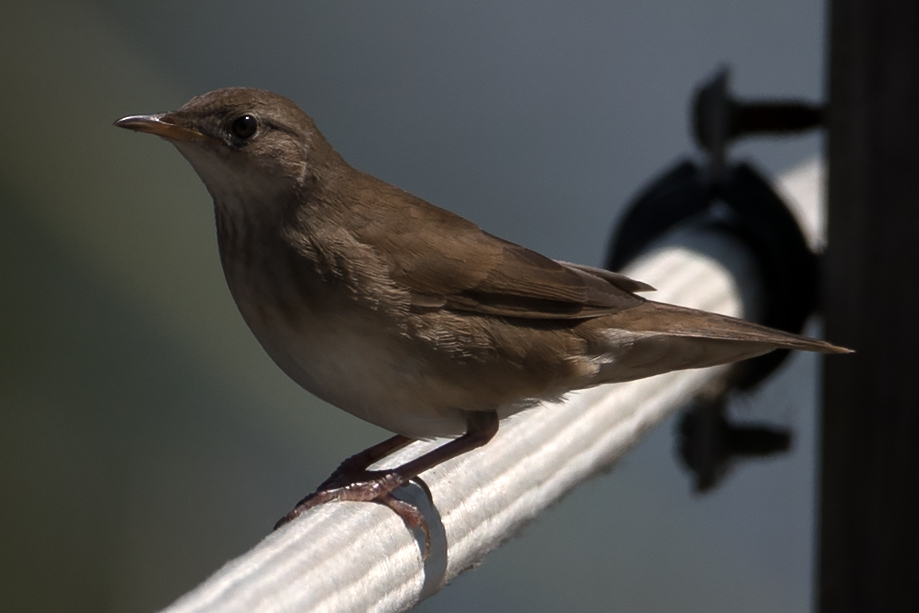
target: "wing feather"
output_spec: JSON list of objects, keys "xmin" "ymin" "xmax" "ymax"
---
[{"xmin": 352, "ymin": 187, "xmax": 646, "ymax": 319}]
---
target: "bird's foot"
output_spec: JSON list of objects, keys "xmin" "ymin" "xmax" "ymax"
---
[
  {"xmin": 273, "ymin": 468, "xmax": 431, "ymax": 558},
  {"xmin": 272, "ymin": 414, "xmax": 498, "ymax": 559}
]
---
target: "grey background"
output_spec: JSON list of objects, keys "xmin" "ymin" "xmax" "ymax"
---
[{"xmin": 1, "ymin": 1, "xmax": 826, "ymax": 611}]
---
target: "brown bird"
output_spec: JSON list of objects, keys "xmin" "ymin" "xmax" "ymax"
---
[{"xmin": 115, "ymin": 88, "xmax": 849, "ymax": 544}]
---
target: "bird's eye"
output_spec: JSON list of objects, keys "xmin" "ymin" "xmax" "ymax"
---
[{"xmin": 230, "ymin": 114, "xmax": 258, "ymax": 139}]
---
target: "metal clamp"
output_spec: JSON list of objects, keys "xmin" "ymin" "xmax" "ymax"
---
[{"xmin": 605, "ymin": 67, "xmax": 825, "ymax": 490}]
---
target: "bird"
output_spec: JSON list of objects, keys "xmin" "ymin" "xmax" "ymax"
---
[{"xmin": 115, "ymin": 87, "xmax": 850, "ymax": 547}]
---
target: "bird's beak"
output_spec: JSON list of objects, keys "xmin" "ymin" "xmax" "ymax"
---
[{"xmin": 114, "ymin": 113, "xmax": 204, "ymax": 142}]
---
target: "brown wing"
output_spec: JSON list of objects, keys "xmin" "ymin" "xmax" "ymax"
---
[
  {"xmin": 555, "ymin": 261, "xmax": 656, "ymax": 294},
  {"xmin": 352, "ymin": 184, "xmax": 647, "ymax": 319}
]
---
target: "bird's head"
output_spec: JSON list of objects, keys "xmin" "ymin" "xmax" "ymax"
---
[{"xmin": 116, "ymin": 88, "xmax": 338, "ymax": 217}]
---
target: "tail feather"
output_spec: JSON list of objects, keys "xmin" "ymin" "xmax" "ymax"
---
[
  {"xmin": 591, "ymin": 300, "xmax": 851, "ymax": 385},
  {"xmin": 613, "ymin": 300, "xmax": 851, "ymax": 354}
]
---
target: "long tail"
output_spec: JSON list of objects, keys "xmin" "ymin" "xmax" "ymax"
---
[
  {"xmin": 593, "ymin": 300, "xmax": 851, "ymax": 384},
  {"xmin": 634, "ymin": 301, "xmax": 850, "ymax": 353}
]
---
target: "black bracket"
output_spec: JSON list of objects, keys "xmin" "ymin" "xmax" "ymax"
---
[
  {"xmin": 693, "ymin": 67, "xmax": 824, "ymax": 185},
  {"xmin": 678, "ymin": 394, "xmax": 792, "ymax": 492},
  {"xmin": 605, "ymin": 67, "xmax": 824, "ymax": 491},
  {"xmin": 607, "ymin": 160, "xmax": 817, "ymax": 391}
]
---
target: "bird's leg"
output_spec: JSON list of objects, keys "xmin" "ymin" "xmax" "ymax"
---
[
  {"xmin": 274, "ymin": 411, "xmax": 499, "ymax": 555},
  {"xmin": 315, "ymin": 433, "xmax": 414, "ymax": 490}
]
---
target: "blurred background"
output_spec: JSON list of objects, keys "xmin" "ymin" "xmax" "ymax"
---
[{"xmin": 1, "ymin": 1, "xmax": 828, "ymax": 611}]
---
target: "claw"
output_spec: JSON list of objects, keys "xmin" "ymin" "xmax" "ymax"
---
[
  {"xmin": 273, "ymin": 411, "xmax": 498, "ymax": 556},
  {"xmin": 377, "ymin": 493, "xmax": 432, "ymax": 559},
  {"xmin": 272, "ymin": 471, "xmax": 431, "ymax": 557}
]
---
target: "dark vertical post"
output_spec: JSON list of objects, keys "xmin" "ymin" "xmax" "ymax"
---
[{"xmin": 821, "ymin": 1, "xmax": 919, "ymax": 611}]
